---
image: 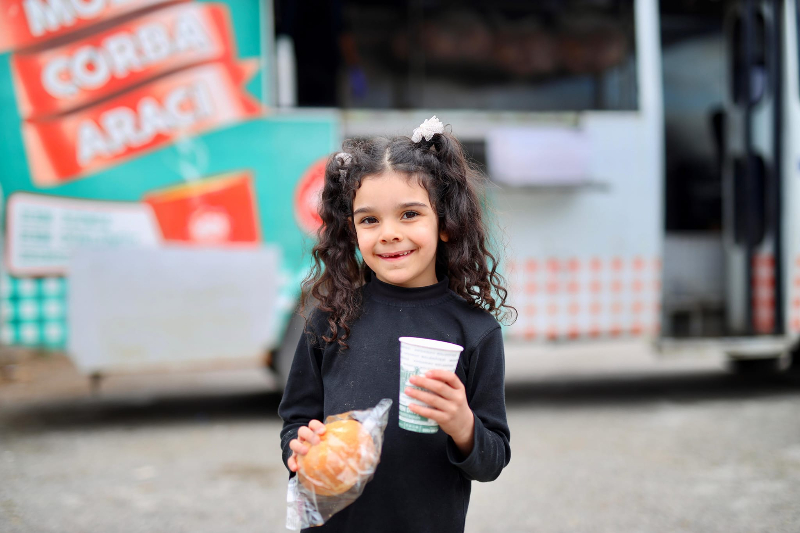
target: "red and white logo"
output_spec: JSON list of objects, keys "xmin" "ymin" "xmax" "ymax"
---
[{"xmin": 188, "ymin": 206, "xmax": 232, "ymax": 243}]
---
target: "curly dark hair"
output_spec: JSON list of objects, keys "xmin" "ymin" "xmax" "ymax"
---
[{"xmin": 301, "ymin": 128, "xmax": 516, "ymax": 349}]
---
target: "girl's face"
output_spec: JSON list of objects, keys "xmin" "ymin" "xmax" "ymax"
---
[{"xmin": 352, "ymin": 171, "xmax": 447, "ymax": 288}]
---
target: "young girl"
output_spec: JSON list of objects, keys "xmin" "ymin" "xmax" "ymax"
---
[{"xmin": 279, "ymin": 116, "xmax": 514, "ymax": 533}]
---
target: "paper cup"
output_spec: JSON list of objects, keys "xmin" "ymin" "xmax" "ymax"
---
[{"xmin": 398, "ymin": 337, "xmax": 463, "ymax": 433}]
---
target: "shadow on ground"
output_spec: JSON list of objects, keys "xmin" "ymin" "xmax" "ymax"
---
[
  {"xmin": 2, "ymin": 370, "xmax": 798, "ymax": 433},
  {"xmin": 505, "ymin": 369, "xmax": 800, "ymax": 407},
  {"xmin": 0, "ymin": 390, "xmax": 284, "ymax": 433}
]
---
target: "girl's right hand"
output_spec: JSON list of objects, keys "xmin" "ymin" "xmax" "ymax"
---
[{"xmin": 287, "ymin": 420, "xmax": 326, "ymax": 472}]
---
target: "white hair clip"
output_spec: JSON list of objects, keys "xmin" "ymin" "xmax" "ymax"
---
[
  {"xmin": 334, "ymin": 152, "xmax": 352, "ymax": 181},
  {"xmin": 335, "ymin": 152, "xmax": 352, "ymax": 166},
  {"xmin": 411, "ymin": 115, "xmax": 444, "ymax": 143}
]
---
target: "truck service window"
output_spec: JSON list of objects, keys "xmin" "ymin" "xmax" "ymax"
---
[{"xmin": 275, "ymin": 0, "xmax": 637, "ymax": 111}]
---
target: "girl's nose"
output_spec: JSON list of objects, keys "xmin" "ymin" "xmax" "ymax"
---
[{"xmin": 380, "ymin": 222, "xmax": 402, "ymax": 243}]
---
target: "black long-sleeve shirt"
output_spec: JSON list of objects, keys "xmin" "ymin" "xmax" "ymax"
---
[{"xmin": 278, "ymin": 276, "xmax": 511, "ymax": 533}]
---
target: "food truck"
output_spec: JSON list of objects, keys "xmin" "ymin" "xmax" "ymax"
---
[
  {"xmin": 0, "ymin": 0, "xmax": 337, "ymax": 384},
  {"xmin": 1, "ymin": 0, "xmax": 798, "ymax": 387}
]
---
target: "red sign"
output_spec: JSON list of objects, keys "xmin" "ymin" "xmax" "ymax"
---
[
  {"xmin": 12, "ymin": 2, "xmax": 236, "ymax": 118},
  {"xmin": 0, "ymin": 0, "xmax": 181, "ymax": 53},
  {"xmin": 294, "ymin": 157, "xmax": 327, "ymax": 234},
  {"xmin": 23, "ymin": 59, "xmax": 262, "ymax": 186}
]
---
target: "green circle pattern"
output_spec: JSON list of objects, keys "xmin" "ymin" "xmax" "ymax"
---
[{"xmin": 0, "ymin": 273, "xmax": 67, "ymax": 349}]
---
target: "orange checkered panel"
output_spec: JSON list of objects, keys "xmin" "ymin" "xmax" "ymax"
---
[
  {"xmin": 791, "ymin": 257, "xmax": 800, "ymax": 334},
  {"xmin": 506, "ymin": 256, "xmax": 661, "ymax": 341}
]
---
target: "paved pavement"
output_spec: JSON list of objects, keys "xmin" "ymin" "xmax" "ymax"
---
[{"xmin": 1, "ymin": 342, "xmax": 799, "ymax": 532}]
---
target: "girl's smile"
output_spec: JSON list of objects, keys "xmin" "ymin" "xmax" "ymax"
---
[
  {"xmin": 352, "ymin": 171, "xmax": 447, "ymax": 288},
  {"xmin": 377, "ymin": 249, "xmax": 415, "ymax": 260}
]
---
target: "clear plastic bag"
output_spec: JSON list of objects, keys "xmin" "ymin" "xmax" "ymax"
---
[{"xmin": 285, "ymin": 398, "xmax": 392, "ymax": 530}]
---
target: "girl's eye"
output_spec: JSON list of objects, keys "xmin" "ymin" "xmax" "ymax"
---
[
  {"xmin": 359, "ymin": 216, "xmax": 378, "ymax": 225},
  {"xmin": 401, "ymin": 211, "xmax": 419, "ymax": 220}
]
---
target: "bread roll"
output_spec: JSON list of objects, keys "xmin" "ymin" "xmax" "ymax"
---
[{"xmin": 297, "ymin": 419, "xmax": 376, "ymax": 496}]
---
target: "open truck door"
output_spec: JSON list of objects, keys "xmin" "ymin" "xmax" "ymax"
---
[
  {"xmin": 721, "ymin": 0, "xmax": 788, "ymax": 367},
  {"xmin": 660, "ymin": 0, "xmax": 800, "ymax": 373}
]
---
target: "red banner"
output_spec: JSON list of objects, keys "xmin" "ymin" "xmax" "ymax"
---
[
  {"xmin": 11, "ymin": 2, "xmax": 235, "ymax": 119},
  {"xmin": 23, "ymin": 59, "xmax": 262, "ymax": 186},
  {"xmin": 0, "ymin": 0, "xmax": 182, "ymax": 53}
]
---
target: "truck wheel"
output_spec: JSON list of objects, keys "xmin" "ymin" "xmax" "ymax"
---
[
  {"xmin": 727, "ymin": 357, "xmax": 781, "ymax": 376},
  {"xmin": 786, "ymin": 348, "xmax": 800, "ymax": 376}
]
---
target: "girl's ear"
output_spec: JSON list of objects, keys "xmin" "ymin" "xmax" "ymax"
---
[{"xmin": 439, "ymin": 230, "xmax": 449, "ymax": 242}]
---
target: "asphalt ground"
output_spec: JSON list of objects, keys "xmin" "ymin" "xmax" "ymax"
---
[{"xmin": 1, "ymin": 342, "xmax": 799, "ymax": 533}]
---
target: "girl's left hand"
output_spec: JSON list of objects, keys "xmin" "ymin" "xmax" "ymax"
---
[{"xmin": 406, "ymin": 370, "xmax": 475, "ymax": 456}]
